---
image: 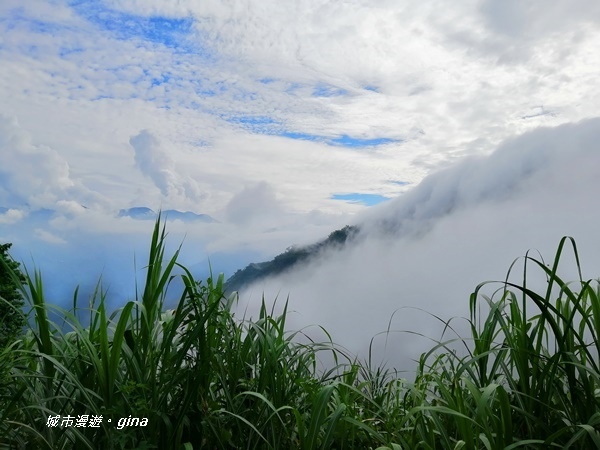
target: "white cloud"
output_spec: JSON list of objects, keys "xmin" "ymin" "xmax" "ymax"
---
[
  {"xmin": 0, "ymin": 208, "xmax": 26, "ymax": 224},
  {"xmin": 238, "ymin": 118, "xmax": 600, "ymax": 373},
  {"xmin": 224, "ymin": 181, "xmax": 283, "ymax": 225},
  {"xmin": 478, "ymin": 1, "xmax": 600, "ymax": 42},
  {"xmin": 34, "ymin": 228, "xmax": 67, "ymax": 245},
  {"xmin": 0, "ymin": 115, "xmax": 105, "ymax": 209},
  {"xmin": 54, "ymin": 200, "xmax": 88, "ymax": 216},
  {"xmin": 2, "ymin": 0, "xmax": 600, "ymax": 221},
  {"xmin": 129, "ymin": 129, "xmax": 204, "ymax": 204}
]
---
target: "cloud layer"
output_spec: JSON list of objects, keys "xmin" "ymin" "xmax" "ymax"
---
[{"xmin": 238, "ymin": 118, "xmax": 600, "ymax": 373}]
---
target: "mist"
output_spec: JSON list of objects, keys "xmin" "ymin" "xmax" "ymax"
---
[{"xmin": 237, "ymin": 118, "xmax": 600, "ymax": 374}]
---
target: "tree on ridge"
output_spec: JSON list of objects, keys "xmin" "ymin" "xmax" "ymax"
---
[{"xmin": 0, "ymin": 242, "xmax": 26, "ymax": 351}]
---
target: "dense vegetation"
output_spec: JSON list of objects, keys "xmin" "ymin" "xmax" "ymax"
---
[
  {"xmin": 0, "ymin": 242, "xmax": 26, "ymax": 351},
  {"xmin": 225, "ymin": 225, "xmax": 359, "ymax": 292},
  {"xmin": 1, "ymin": 218, "xmax": 600, "ymax": 449}
]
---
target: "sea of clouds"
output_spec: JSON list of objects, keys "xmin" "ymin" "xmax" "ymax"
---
[{"xmin": 237, "ymin": 118, "xmax": 600, "ymax": 374}]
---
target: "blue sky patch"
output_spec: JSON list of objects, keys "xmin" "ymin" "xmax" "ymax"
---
[
  {"xmin": 330, "ymin": 135, "xmax": 398, "ymax": 147},
  {"xmin": 148, "ymin": 72, "xmax": 172, "ymax": 86},
  {"xmin": 331, "ymin": 193, "xmax": 390, "ymax": 206},
  {"xmin": 280, "ymin": 131, "xmax": 322, "ymax": 142},
  {"xmin": 312, "ymin": 84, "xmax": 348, "ymax": 97},
  {"xmin": 224, "ymin": 115, "xmax": 281, "ymax": 132},
  {"xmin": 388, "ymin": 180, "xmax": 411, "ymax": 186},
  {"xmin": 230, "ymin": 116, "xmax": 278, "ymax": 125},
  {"xmin": 70, "ymin": 1, "xmax": 205, "ymax": 56},
  {"xmin": 277, "ymin": 131, "xmax": 399, "ymax": 148}
]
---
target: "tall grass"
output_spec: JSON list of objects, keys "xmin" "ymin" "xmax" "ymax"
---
[{"xmin": 1, "ymin": 220, "xmax": 599, "ymax": 449}]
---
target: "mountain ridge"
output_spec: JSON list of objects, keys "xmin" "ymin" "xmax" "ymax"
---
[
  {"xmin": 117, "ymin": 207, "xmax": 217, "ymax": 223},
  {"xmin": 225, "ymin": 225, "xmax": 360, "ymax": 293}
]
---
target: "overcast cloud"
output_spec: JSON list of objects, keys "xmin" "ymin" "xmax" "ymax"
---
[{"xmin": 1, "ymin": 1, "xmax": 600, "ymax": 372}]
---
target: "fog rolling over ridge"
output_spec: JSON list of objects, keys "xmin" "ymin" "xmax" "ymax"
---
[{"xmin": 236, "ymin": 118, "xmax": 600, "ymax": 373}]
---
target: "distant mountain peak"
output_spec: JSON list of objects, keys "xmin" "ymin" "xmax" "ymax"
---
[
  {"xmin": 118, "ymin": 207, "xmax": 156, "ymax": 219},
  {"xmin": 117, "ymin": 207, "xmax": 217, "ymax": 223}
]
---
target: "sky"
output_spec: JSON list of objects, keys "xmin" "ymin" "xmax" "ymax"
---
[{"xmin": 1, "ymin": 1, "xmax": 600, "ymax": 372}]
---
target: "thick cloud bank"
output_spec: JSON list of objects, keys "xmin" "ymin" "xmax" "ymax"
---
[{"xmin": 238, "ymin": 118, "xmax": 600, "ymax": 373}]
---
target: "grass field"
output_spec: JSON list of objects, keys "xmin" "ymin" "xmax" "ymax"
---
[{"xmin": 2, "ymin": 217, "xmax": 600, "ymax": 449}]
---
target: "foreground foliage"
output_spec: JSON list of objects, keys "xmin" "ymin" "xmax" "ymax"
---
[
  {"xmin": 0, "ymin": 242, "xmax": 26, "ymax": 351},
  {"xmin": 1, "ymin": 219, "xmax": 599, "ymax": 449}
]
